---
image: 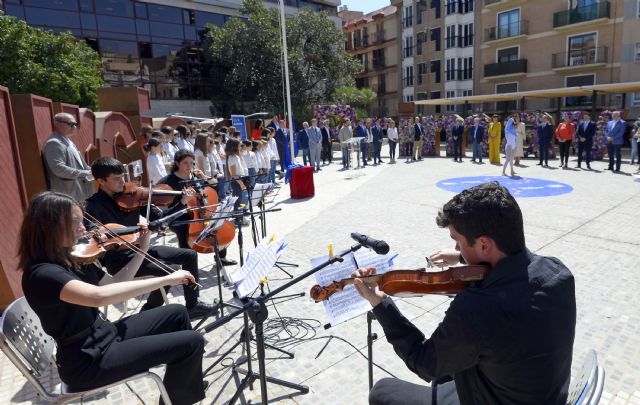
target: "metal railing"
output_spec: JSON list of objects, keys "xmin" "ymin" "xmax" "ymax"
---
[
  {"xmin": 373, "ymin": 30, "xmax": 386, "ymax": 43},
  {"xmin": 552, "ymin": 46, "xmax": 608, "ymax": 68},
  {"xmin": 484, "ymin": 58, "xmax": 527, "ymax": 77},
  {"xmin": 484, "ymin": 20, "xmax": 528, "ymax": 41},
  {"xmin": 553, "ymin": 1, "xmax": 610, "ymax": 28}
]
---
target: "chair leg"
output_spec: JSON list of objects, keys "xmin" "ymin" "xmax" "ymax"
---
[
  {"xmin": 148, "ymin": 372, "xmax": 172, "ymax": 405},
  {"xmin": 160, "ymin": 287, "xmax": 169, "ymax": 305}
]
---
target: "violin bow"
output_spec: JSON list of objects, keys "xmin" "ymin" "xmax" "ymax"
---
[
  {"xmin": 82, "ymin": 211, "xmax": 203, "ymax": 289},
  {"xmin": 145, "ymin": 179, "xmax": 153, "ymax": 224}
]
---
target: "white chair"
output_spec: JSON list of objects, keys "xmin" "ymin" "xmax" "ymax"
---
[
  {"xmin": 0, "ymin": 297, "xmax": 172, "ymax": 404},
  {"xmin": 566, "ymin": 349, "xmax": 605, "ymax": 405}
]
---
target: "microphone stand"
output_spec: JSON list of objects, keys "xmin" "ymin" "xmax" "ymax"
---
[{"xmin": 200, "ymin": 242, "xmax": 364, "ymax": 405}]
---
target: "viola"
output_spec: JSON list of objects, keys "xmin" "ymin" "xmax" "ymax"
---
[
  {"xmin": 186, "ymin": 184, "xmax": 235, "ymax": 253},
  {"xmin": 115, "ymin": 183, "xmax": 184, "ymax": 212},
  {"xmin": 309, "ymin": 265, "xmax": 490, "ymax": 302},
  {"xmin": 71, "ymin": 223, "xmax": 142, "ymax": 264}
]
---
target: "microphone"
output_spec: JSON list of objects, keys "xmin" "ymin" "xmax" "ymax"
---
[
  {"xmin": 350, "ymin": 233, "xmax": 390, "ymax": 255},
  {"xmin": 148, "ymin": 207, "xmax": 190, "ymax": 230}
]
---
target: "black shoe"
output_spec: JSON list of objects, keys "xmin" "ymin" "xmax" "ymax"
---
[
  {"xmin": 187, "ymin": 301, "xmax": 219, "ymax": 320},
  {"xmin": 587, "ymin": 164, "xmax": 592, "ymax": 169},
  {"xmin": 219, "ymin": 257, "xmax": 237, "ymax": 266},
  {"xmin": 537, "ymin": 162, "xmax": 543, "ymax": 166}
]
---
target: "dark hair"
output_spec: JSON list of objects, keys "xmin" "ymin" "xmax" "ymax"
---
[
  {"xmin": 251, "ymin": 140, "xmax": 260, "ymax": 149},
  {"xmin": 219, "ymin": 126, "xmax": 228, "ymax": 134},
  {"xmin": 435, "ymin": 182, "xmax": 525, "ymax": 256},
  {"xmin": 161, "ymin": 126, "xmax": 174, "ymax": 135},
  {"xmin": 91, "ymin": 156, "xmax": 125, "ymax": 180},
  {"xmin": 171, "ymin": 149, "xmax": 195, "ymax": 173},
  {"xmin": 140, "ymin": 125, "xmax": 154, "ymax": 141},
  {"xmin": 175, "ymin": 125, "xmax": 189, "ymax": 139},
  {"xmin": 143, "ymin": 137, "xmax": 162, "ymax": 152},
  {"xmin": 151, "ymin": 130, "xmax": 164, "ymax": 139},
  {"xmin": 254, "ymin": 119, "xmax": 263, "ymax": 130},
  {"xmin": 242, "ymin": 140, "xmax": 252, "ymax": 147},
  {"xmin": 261, "ymin": 128, "xmax": 270, "ymax": 138},
  {"xmin": 194, "ymin": 133, "xmax": 210, "ymax": 154},
  {"xmin": 18, "ymin": 191, "xmax": 78, "ymax": 271}
]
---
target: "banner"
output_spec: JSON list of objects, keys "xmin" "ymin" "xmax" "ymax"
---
[{"xmin": 231, "ymin": 115, "xmax": 248, "ymax": 140}]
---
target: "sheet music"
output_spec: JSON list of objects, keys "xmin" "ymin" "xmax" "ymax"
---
[
  {"xmin": 251, "ymin": 183, "xmax": 273, "ymax": 207},
  {"xmin": 235, "ymin": 237, "xmax": 287, "ymax": 298},
  {"xmin": 312, "ymin": 249, "xmax": 398, "ymax": 326}
]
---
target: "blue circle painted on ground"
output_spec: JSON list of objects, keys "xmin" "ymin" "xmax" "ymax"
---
[{"xmin": 436, "ymin": 176, "xmax": 573, "ymax": 198}]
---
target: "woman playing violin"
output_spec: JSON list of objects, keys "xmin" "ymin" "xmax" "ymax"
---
[
  {"xmin": 354, "ymin": 182, "xmax": 576, "ymax": 405},
  {"xmin": 157, "ymin": 149, "xmax": 237, "ymax": 266},
  {"xmin": 84, "ymin": 156, "xmax": 216, "ymax": 319},
  {"xmin": 19, "ymin": 191, "xmax": 206, "ymax": 405}
]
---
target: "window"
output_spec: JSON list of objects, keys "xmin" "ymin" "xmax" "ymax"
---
[
  {"xmin": 417, "ymin": 32, "xmax": 425, "ymax": 55},
  {"xmin": 418, "ymin": 62, "xmax": 427, "ymax": 84},
  {"xmin": 496, "ymin": 82, "xmax": 518, "ymax": 111},
  {"xmin": 406, "ymin": 95, "xmax": 414, "ymax": 102},
  {"xmin": 463, "ymin": 23, "xmax": 474, "ymax": 47},
  {"xmin": 446, "ymin": 58, "xmax": 456, "ymax": 81},
  {"xmin": 97, "ymin": 15, "xmax": 135, "ymax": 34},
  {"xmin": 405, "ymin": 66, "xmax": 414, "ymax": 87},
  {"xmin": 431, "ymin": 0, "xmax": 441, "ymax": 19},
  {"xmin": 498, "ymin": 47, "xmax": 519, "ymax": 63},
  {"xmin": 431, "ymin": 60, "xmax": 441, "ymax": 83},
  {"xmin": 462, "ymin": 57, "xmax": 473, "ymax": 80},
  {"xmin": 463, "ymin": 89, "xmax": 473, "ymax": 97},
  {"xmin": 446, "ymin": 90, "xmax": 456, "ymax": 112},
  {"xmin": 446, "ymin": 0, "xmax": 456, "ymax": 15},
  {"xmin": 446, "ymin": 25, "xmax": 456, "ymax": 49},
  {"xmin": 25, "ymin": 7, "xmax": 81, "ymax": 29},
  {"xmin": 568, "ymin": 33, "xmax": 597, "ymax": 65},
  {"xmin": 566, "ymin": 74, "xmax": 595, "ymax": 106},
  {"xmin": 431, "ymin": 28, "xmax": 441, "ymax": 51},
  {"xmin": 404, "ymin": 36, "xmax": 413, "ymax": 58},
  {"xmin": 633, "ymin": 93, "xmax": 640, "ymax": 106},
  {"xmin": 431, "ymin": 91, "xmax": 441, "ymax": 113},
  {"xmin": 148, "ymin": 4, "xmax": 182, "ymax": 23},
  {"xmin": 497, "ymin": 9, "xmax": 521, "ymax": 38},
  {"xmin": 636, "ymin": 43, "xmax": 640, "ymax": 62},
  {"xmin": 373, "ymin": 49, "xmax": 385, "ymax": 68},
  {"xmin": 95, "ymin": 0, "xmax": 134, "ymax": 17},
  {"xmin": 100, "ymin": 39, "xmax": 139, "ymax": 58},
  {"xmin": 404, "ymin": 6, "xmax": 413, "ymax": 28}
]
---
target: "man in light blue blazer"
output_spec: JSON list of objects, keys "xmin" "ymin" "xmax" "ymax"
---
[
  {"xmin": 605, "ymin": 111, "xmax": 626, "ymax": 172},
  {"xmin": 43, "ymin": 113, "xmax": 94, "ymax": 202},
  {"xmin": 309, "ymin": 118, "xmax": 323, "ymax": 172}
]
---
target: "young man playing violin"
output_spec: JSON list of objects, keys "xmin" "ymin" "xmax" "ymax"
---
[
  {"xmin": 353, "ymin": 182, "xmax": 576, "ymax": 405},
  {"xmin": 84, "ymin": 157, "xmax": 216, "ymax": 319}
]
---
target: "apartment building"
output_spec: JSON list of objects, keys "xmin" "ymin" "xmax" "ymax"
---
[
  {"xmin": 477, "ymin": 0, "xmax": 638, "ymax": 115},
  {"xmin": 340, "ymin": 5, "xmax": 400, "ymax": 117}
]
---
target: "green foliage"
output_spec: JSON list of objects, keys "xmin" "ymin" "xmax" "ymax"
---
[
  {"xmin": 0, "ymin": 14, "xmax": 103, "ymax": 109},
  {"xmin": 331, "ymin": 86, "xmax": 377, "ymax": 118},
  {"xmin": 205, "ymin": 0, "xmax": 360, "ymax": 122}
]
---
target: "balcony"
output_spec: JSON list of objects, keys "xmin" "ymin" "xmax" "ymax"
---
[
  {"xmin": 373, "ymin": 30, "xmax": 386, "ymax": 44},
  {"xmin": 484, "ymin": 59, "xmax": 527, "ymax": 78},
  {"xmin": 403, "ymin": 76, "xmax": 414, "ymax": 87},
  {"xmin": 484, "ymin": 20, "xmax": 528, "ymax": 43},
  {"xmin": 552, "ymin": 46, "xmax": 608, "ymax": 71},
  {"xmin": 403, "ymin": 47, "xmax": 414, "ymax": 59},
  {"xmin": 362, "ymin": 34, "xmax": 369, "ymax": 47},
  {"xmin": 553, "ymin": 1, "xmax": 610, "ymax": 29},
  {"xmin": 376, "ymin": 83, "xmax": 387, "ymax": 94},
  {"xmin": 402, "ymin": 16, "xmax": 413, "ymax": 29},
  {"xmin": 372, "ymin": 59, "xmax": 386, "ymax": 70}
]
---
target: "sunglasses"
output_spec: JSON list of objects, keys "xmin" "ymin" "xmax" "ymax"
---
[{"xmin": 56, "ymin": 119, "xmax": 80, "ymax": 128}]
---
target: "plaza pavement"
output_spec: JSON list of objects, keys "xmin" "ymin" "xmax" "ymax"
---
[{"xmin": 1, "ymin": 148, "xmax": 640, "ymax": 405}]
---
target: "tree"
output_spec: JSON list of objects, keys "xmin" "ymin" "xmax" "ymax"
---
[
  {"xmin": 204, "ymin": 0, "xmax": 360, "ymax": 123},
  {"xmin": 331, "ymin": 86, "xmax": 377, "ymax": 118},
  {"xmin": 0, "ymin": 14, "xmax": 103, "ymax": 109}
]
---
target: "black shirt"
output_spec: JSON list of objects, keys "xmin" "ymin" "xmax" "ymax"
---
[
  {"xmin": 373, "ymin": 250, "xmax": 576, "ymax": 405},
  {"xmin": 22, "ymin": 263, "xmax": 105, "ymax": 342}
]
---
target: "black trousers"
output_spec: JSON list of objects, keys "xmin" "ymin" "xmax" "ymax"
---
[
  {"xmin": 577, "ymin": 142, "xmax": 592, "ymax": 166},
  {"xmin": 453, "ymin": 139, "xmax": 462, "ymax": 161},
  {"xmin": 369, "ymin": 378, "xmax": 459, "ymax": 405},
  {"xmin": 406, "ymin": 142, "xmax": 414, "ymax": 159},
  {"xmin": 389, "ymin": 140, "xmax": 397, "ymax": 160},
  {"xmin": 607, "ymin": 143, "xmax": 622, "ymax": 170},
  {"xmin": 373, "ymin": 141, "xmax": 382, "ymax": 163},
  {"xmin": 322, "ymin": 142, "xmax": 332, "ymax": 163},
  {"xmin": 539, "ymin": 135, "xmax": 550, "ymax": 165},
  {"xmin": 559, "ymin": 141, "xmax": 570, "ymax": 165},
  {"xmin": 104, "ymin": 245, "xmax": 200, "ymax": 308},
  {"xmin": 67, "ymin": 305, "xmax": 205, "ymax": 405},
  {"xmin": 277, "ymin": 142, "xmax": 286, "ymax": 172}
]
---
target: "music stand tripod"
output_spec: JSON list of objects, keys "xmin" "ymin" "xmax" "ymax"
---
[{"xmin": 202, "ymin": 242, "xmax": 364, "ymax": 405}]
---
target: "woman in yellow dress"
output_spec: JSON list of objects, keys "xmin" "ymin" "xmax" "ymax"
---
[{"xmin": 488, "ymin": 115, "xmax": 502, "ymax": 164}]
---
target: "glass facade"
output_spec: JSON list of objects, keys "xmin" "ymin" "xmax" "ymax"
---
[{"xmin": 2, "ymin": 0, "xmax": 337, "ymax": 100}]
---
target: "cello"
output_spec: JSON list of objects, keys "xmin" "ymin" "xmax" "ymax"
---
[{"xmin": 186, "ymin": 181, "xmax": 236, "ymax": 254}]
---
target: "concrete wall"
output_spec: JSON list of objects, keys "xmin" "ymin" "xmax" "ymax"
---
[{"xmin": 148, "ymin": 99, "xmax": 214, "ymax": 119}]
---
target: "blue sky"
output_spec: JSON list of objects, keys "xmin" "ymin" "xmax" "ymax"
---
[{"xmin": 340, "ymin": 0, "xmax": 392, "ymax": 14}]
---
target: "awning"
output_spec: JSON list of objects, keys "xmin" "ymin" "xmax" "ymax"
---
[{"xmin": 414, "ymin": 81, "xmax": 640, "ymax": 106}]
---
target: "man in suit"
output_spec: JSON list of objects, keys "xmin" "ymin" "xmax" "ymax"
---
[
  {"xmin": 320, "ymin": 119, "xmax": 333, "ymax": 165},
  {"xmin": 355, "ymin": 119, "xmax": 368, "ymax": 167},
  {"xmin": 308, "ymin": 118, "xmax": 323, "ymax": 172},
  {"xmin": 451, "ymin": 118, "xmax": 464, "ymax": 162},
  {"xmin": 298, "ymin": 122, "xmax": 311, "ymax": 166},
  {"xmin": 372, "ymin": 118, "xmax": 384, "ymax": 165},
  {"xmin": 537, "ymin": 114, "xmax": 553, "ymax": 167},
  {"xmin": 577, "ymin": 112, "xmax": 596, "ymax": 169},
  {"xmin": 413, "ymin": 116, "xmax": 424, "ymax": 161},
  {"xmin": 43, "ymin": 113, "xmax": 94, "ymax": 202},
  {"xmin": 470, "ymin": 117, "xmax": 484, "ymax": 163},
  {"xmin": 605, "ymin": 111, "xmax": 626, "ymax": 172}
]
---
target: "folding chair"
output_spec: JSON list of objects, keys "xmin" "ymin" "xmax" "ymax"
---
[
  {"xmin": 0, "ymin": 297, "xmax": 172, "ymax": 404},
  {"xmin": 566, "ymin": 349, "xmax": 605, "ymax": 405}
]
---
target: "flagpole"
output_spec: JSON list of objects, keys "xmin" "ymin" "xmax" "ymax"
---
[{"xmin": 278, "ymin": 0, "xmax": 296, "ymax": 164}]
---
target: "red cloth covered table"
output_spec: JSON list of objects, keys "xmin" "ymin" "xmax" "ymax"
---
[{"xmin": 289, "ymin": 166, "xmax": 315, "ymax": 199}]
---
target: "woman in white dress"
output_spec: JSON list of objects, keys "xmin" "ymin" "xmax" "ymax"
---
[
  {"xmin": 175, "ymin": 125, "xmax": 194, "ymax": 152},
  {"xmin": 193, "ymin": 133, "xmax": 212, "ymax": 177},
  {"xmin": 503, "ymin": 114, "xmax": 518, "ymax": 177},
  {"xmin": 144, "ymin": 138, "xmax": 167, "ymax": 184},
  {"xmin": 514, "ymin": 114, "xmax": 526, "ymax": 165}
]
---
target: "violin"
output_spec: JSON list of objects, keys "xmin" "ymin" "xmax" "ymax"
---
[
  {"xmin": 115, "ymin": 183, "xmax": 184, "ymax": 212},
  {"xmin": 185, "ymin": 183, "xmax": 235, "ymax": 253},
  {"xmin": 71, "ymin": 223, "xmax": 143, "ymax": 264},
  {"xmin": 309, "ymin": 265, "xmax": 490, "ymax": 302}
]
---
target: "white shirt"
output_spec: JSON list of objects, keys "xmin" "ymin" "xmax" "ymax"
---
[
  {"xmin": 227, "ymin": 154, "xmax": 248, "ymax": 177},
  {"xmin": 387, "ymin": 127, "xmax": 398, "ymax": 141},
  {"xmin": 194, "ymin": 149, "xmax": 212, "ymax": 177},
  {"xmin": 208, "ymin": 149, "xmax": 223, "ymax": 176},
  {"xmin": 258, "ymin": 149, "xmax": 270, "ymax": 169},
  {"xmin": 163, "ymin": 142, "xmax": 179, "ymax": 162},
  {"xmin": 242, "ymin": 150, "xmax": 257, "ymax": 170},
  {"xmin": 176, "ymin": 137, "xmax": 194, "ymax": 152},
  {"xmin": 268, "ymin": 138, "xmax": 280, "ymax": 161},
  {"xmin": 146, "ymin": 153, "xmax": 167, "ymax": 185}
]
